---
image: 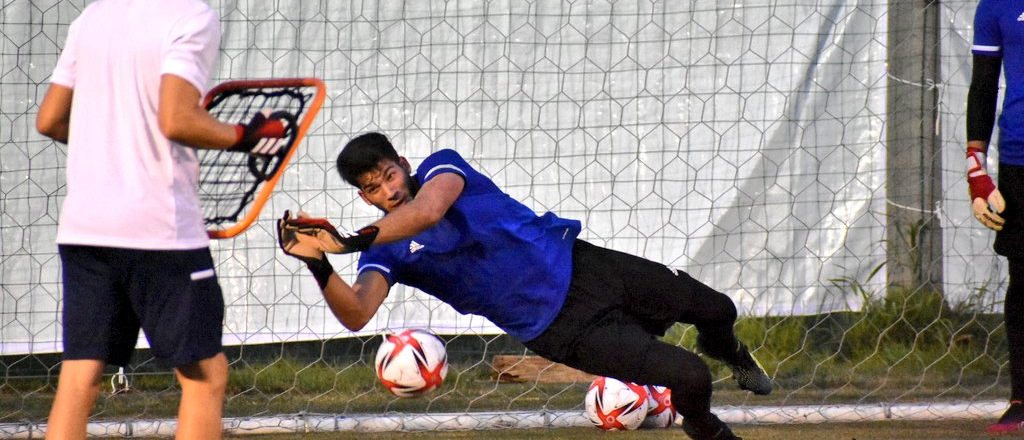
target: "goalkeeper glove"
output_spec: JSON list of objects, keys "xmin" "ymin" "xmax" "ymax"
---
[
  {"xmin": 278, "ymin": 210, "xmax": 380, "ymax": 255},
  {"xmin": 967, "ymin": 146, "xmax": 1006, "ymax": 231},
  {"xmin": 278, "ymin": 210, "xmax": 333, "ymax": 289},
  {"xmin": 277, "ymin": 210, "xmax": 380, "ymax": 289},
  {"xmin": 230, "ymin": 110, "xmax": 294, "ymax": 156}
]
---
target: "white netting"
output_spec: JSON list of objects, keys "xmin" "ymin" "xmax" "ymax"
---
[{"xmin": 0, "ymin": 0, "xmax": 1012, "ymax": 435}]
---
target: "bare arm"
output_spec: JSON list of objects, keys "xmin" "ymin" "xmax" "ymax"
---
[
  {"xmin": 313, "ymin": 173, "xmax": 463, "ymax": 328},
  {"xmin": 370, "ymin": 172, "xmax": 465, "ymax": 244},
  {"xmin": 158, "ymin": 74, "xmax": 239, "ymax": 149},
  {"xmin": 36, "ymin": 84, "xmax": 74, "ymax": 143},
  {"xmin": 322, "ymin": 269, "xmax": 391, "ymax": 331},
  {"xmin": 281, "ymin": 171, "xmax": 464, "ymax": 329}
]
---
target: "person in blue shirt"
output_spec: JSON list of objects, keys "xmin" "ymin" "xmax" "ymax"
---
[
  {"xmin": 966, "ymin": 0, "xmax": 1024, "ymax": 433},
  {"xmin": 277, "ymin": 132, "xmax": 771, "ymax": 440}
]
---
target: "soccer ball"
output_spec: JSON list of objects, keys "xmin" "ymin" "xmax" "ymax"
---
[
  {"xmin": 374, "ymin": 329, "xmax": 448, "ymax": 398},
  {"xmin": 584, "ymin": 376, "xmax": 650, "ymax": 431},
  {"xmin": 641, "ymin": 385, "xmax": 678, "ymax": 428}
]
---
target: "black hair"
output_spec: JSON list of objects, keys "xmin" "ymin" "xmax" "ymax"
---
[{"xmin": 336, "ymin": 132, "xmax": 401, "ymax": 188}]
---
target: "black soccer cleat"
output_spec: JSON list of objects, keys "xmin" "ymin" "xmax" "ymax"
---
[
  {"xmin": 731, "ymin": 346, "xmax": 773, "ymax": 395},
  {"xmin": 682, "ymin": 414, "xmax": 743, "ymax": 440},
  {"xmin": 697, "ymin": 335, "xmax": 773, "ymax": 395}
]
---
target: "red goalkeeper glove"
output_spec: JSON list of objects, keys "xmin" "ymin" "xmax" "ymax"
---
[
  {"xmin": 967, "ymin": 146, "xmax": 1006, "ymax": 231},
  {"xmin": 230, "ymin": 110, "xmax": 294, "ymax": 156}
]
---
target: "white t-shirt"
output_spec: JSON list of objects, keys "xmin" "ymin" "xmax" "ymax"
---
[{"xmin": 51, "ymin": 0, "xmax": 220, "ymax": 250}]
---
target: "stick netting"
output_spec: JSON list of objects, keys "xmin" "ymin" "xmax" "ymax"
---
[{"xmin": 201, "ymin": 85, "xmax": 311, "ymax": 228}]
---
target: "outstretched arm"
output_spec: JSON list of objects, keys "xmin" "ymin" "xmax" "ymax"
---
[
  {"xmin": 369, "ymin": 172, "xmax": 465, "ymax": 244},
  {"xmin": 310, "ymin": 171, "xmax": 461, "ymax": 328},
  {"xmin": 321, "ymin": 270, "xmax": 391, "ymax": 331},
  {"xmin": 279, "ymin": 172, "xmax": 467, "ymax": 255},
  {"xmin": 277, "ymin": 212, "xmax": 390, "ymax": 330}
]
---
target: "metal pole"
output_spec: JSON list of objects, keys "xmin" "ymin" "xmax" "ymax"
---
[{"xmin": 885, "ymin": 0, "xmax": 943, "ymax": 294}]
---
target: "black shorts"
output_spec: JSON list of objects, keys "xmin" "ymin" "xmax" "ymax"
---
[
  {"xmin": 996, "ymin": 163, "xmax": 1024, "ymax": 258},
  {"xmin": 59, "ymin": 245, "xmax": 224, "ymax": 367},
  {"xmin": 523, "ymin": 240, "xmax": 727, "ymax": 381}
]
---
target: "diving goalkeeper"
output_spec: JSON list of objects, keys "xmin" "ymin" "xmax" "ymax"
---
[{"xmin": 277, "ymin": 132, "xmax": 771, "ymax": 440}]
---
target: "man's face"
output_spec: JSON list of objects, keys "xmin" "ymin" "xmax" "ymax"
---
[{"xmin": 357, "ymin": 157, "xmax": 414, "ymax": 213}]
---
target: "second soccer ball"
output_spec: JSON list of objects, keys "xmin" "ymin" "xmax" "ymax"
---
[
  {"xmin": 641, "ymin": 385, "xmax": 678, "ymax": 428},
  {"xmin": 584, "ymin": 376, "xmax": 650, "ymax": 430}
]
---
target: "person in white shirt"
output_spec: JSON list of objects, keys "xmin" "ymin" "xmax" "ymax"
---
[{"xmin": 35, "ymin": 1, "xmax": 289, "ymax": 440}]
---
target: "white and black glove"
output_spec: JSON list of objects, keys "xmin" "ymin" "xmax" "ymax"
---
[
  {"xmin": 278, "ymin": 210, "xmax": 332, "ymax": 289},
  {"xmin": 278, "ymin": 210, "xmax": 379, "ymax": 255},
  {"xmin": 277, "ymin": 210, "xmax": 380, "ymax": 289}
]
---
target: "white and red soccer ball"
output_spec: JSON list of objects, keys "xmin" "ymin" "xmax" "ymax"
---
[
  {"xmin": 374, "ymin": 329, "xmax": 448, "ymax": 398},
  {"xmin": 584, "ymin": 376, "xmax": 650, "ymax": 430},
  {"xmin": 641, "ymin": 384, "xmax": 678, "ymax": 428}
]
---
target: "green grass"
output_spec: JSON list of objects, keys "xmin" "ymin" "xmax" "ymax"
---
[{"xmin": 0, "ymin": 289, "xmax": 1013, "ymax": 424}]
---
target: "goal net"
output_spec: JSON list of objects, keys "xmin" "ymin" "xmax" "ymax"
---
[{"xmin": 0, "ymin": 0, "xmax": 1010, "ymax": 435}]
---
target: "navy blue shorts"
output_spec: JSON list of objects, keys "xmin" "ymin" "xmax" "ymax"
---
[{"xmin": 58, "ymin": 245, "xmax": 224, "ymax": 368}]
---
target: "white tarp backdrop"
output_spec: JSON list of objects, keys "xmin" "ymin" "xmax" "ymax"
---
[{"xmin": 0, "ymin": 0, "xmax": 999, "ymax": 354}]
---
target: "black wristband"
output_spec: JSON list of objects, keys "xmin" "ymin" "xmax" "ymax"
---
[
  {"xmin": 348, "ymin": 225, "xmax": 380, "ymax": 252},
  {"xmin": 307, "ymin": 257, "xmax": 335, "ymax": 290}
]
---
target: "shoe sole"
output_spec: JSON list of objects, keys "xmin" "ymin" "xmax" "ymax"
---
[
  {"xmin": 735, "ymin": 353, "xmax": 772, "ymax": 395},
  {"xmin": 987, "ymin": 422, "xmax": 1023, "ymax": 434}
]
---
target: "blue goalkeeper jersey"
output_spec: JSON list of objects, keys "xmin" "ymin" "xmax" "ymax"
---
[
  {"xmin": 357, "ymin": 149, "xmax": 581, "ymax": 341},
  {"xmin": 973, "ymin": 0, "xmax": 1024, "ymax": 165}
]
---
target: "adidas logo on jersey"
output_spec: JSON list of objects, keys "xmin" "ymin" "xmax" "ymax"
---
[
  {"xmin": 1019, "ymin": 11, "xmax": 1024, "ymax": 21},
  {"xmin": 409, "ymin": 241, "xmax": 425, "ymax": 254}
]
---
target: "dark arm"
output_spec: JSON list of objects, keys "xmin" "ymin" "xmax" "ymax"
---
[{"xmin": 967, "ymin": 53, "xmax": 1002, "ymax": 149}]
